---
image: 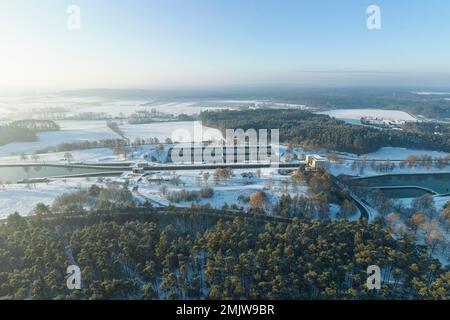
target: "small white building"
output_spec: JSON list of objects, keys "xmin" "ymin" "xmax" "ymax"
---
[{"xmin": 305, "ymin": 154, "xmax": 327, "ymax": 169}]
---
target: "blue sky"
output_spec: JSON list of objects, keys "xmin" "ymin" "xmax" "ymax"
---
[{"xmin": 1, "ymin": 0, "xmax": 450, "ymax": 90}]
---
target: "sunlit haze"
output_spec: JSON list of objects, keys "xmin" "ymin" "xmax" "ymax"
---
[{"xmin": 1, "ymin": 0, "xmax": 450, "ymax": 92}]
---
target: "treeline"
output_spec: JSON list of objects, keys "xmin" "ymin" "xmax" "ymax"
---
[
  {"xmin": 57, "ymin": 139, "xmax": 128, "ymax": 153},
  {"xmin": 402, "ymin": 122, "xmax": 450, "ymax": 136},
  {"xmin": 107, "ymin": 121, "xmax": 126, "ymax": 139},
  {"xmin": 128, "ymin": 110, "xmax": 173, "ymax": 124},
  {"xmin": 167, "ymin": 187, "xmax": 214, "ymax": 203},
  {"xmin": 128, "ymin": 112, "xmax": 195, "ymax": 124},
  {"xmin": 50, "ymin": 183, "xmax": 136, "ymax": 213},
  {"xmin": 33, "ymin": 138, "xmax": 128, "ymax": 154},
  {"xmin": 65, "ymin": 112, "xmax": 113, "ymax": 121},
  {"xmin": 346, "ymin": 154, "xmax": 450, "ymax": 174},
  {"xmin": 294, "ymin": 88, "xmax": 450, "ymax": 119},
  {"xmin": 0, "ymin": 207, "xmax": 448, "ymax": 300},
  {"xmin": 0, "ymin": 124, "xmax": 36, "ymax": 146},
  {"xmin": 0, "ymin": 120, "xmax": 60, "ymax": 146},
  {"xmin": 11, "ymin": 120, "xmax": 60, "ymax": 132},
  {"xmin": 199, "ymin": 109, "xmax": 450, "ymax": 154},
  {"xmin": 286, "ymin": 167, "xmax": 356, "ymax": 219}
]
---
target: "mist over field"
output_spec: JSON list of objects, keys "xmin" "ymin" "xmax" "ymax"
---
[{"xmin": 0, "ymin": 1, "xmax": 449, "ymax": 304}]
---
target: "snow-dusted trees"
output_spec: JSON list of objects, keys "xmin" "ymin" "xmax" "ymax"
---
[{"xmin": 0, "ymin": 206, "xmax": 448, "ymax": 300}]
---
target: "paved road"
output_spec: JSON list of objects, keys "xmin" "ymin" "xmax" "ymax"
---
[{"xmin": 335, "ymin": 179, "xmax": 375, "ymax": 220}]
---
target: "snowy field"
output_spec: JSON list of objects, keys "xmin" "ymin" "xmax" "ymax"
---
[
  {"xmin": 328, "ymin": 160, "xmax": 450, "ymax": 178},
  {"xmin": 317, "ymin": 109, "xmax": 416, "ymax": 121},
  {"xmin": 327, "ymin": 147, "xmax": 449, "ymax": 177},
  {"xmin": 0, "ymin": 148, "xmax": 117, "ymax": 164},
  {"xmin": 130, "ymin": 167, "xmax": 309, "ymax": 212},
  {"xmin": 412, "ymin": 91, "xmax": 450, "ymax": 96},
  {"xmin": 0, "ymin": 120, "xmax": 120, "ymax": 156},
  {"xmin": 329, "ymin": 147, "xmax": 449, "ymax": 162},
  {"xmin": 399, "ymin": 195, "xmax": 450, "ymax": 213},
  {"xmin": 137, "ymin": 101, "xmax": 230, "ymax": 115},
  {"xmin": 394, "ymin": 195, "xmax": 450, "ymax": 266},
  {"xmin": 64, "ymin": 101, "xmax": 221, "ymax": 117},
  {"xmin": 120, "ymin": 121, "xmax": 223, "ymax": 142},
  {"xmin": 0, "ymin": 94, "xmax": 249, "ymax": 119},
  {"xmin": 0, "ymin": 178, "xmax": 101, "ymax": 218},
  {"xmin": 0, "ymin": 167, "xmax": 310, "ymax": 219},
  {"xmin": 0, "ymin": 184, "xmax": 63, "ymax": 218},
  {"xmin": 0, "ymin": 104, "xmax": 14, "ymax": 117},
  {"xmin": 358, "ymin": 147, "xmax": 449, "ymax": 160}
]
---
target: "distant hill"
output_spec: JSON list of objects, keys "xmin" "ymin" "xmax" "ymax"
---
[{"xmin": 58, "ymin": 87, "xmax": 450, "ymax": 120}]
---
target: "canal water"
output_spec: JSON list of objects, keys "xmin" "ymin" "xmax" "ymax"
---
[
  {"xmin": 0, "ymin": 165, "xmax": 126, "ymax": 183},
  {"xmin": 354, "ymin": 173, "xmax": 450, "ymax": 198}
]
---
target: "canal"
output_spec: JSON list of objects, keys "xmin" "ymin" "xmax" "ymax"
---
[
  {"xmin": 352, "ymin": 173, "xmax": 450, "ymax": 198},
  {"xmin": 0, "ymin": 164, "xmax": 128, "ymax": 183}
]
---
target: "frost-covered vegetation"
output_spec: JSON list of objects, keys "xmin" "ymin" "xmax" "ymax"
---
[
  {"xmin": 167, "ymin": 187, "xmax": 214, "ymax": 203},
  {"xmin": 0, "ymin": 120, "xmax": 59, "ymax": 146},
  {"xmin": 200, "ymin": 109, "xmax": 450, "ymax": 154},
  {"xmin": 0, "ymin": 94, "xmax": 449, "ymax": 300},
  {"xmin": 0, "ymin": 205, "xmax": 449, "ymax": 299}
]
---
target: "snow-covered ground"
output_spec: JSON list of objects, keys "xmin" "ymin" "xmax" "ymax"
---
[
  {"xmin": 127, "ymin": 167, "xmax": 309, "ymax": 212},
  {"xmin": 328, "ymin": 160, "xmax": 449, "ymax": 178},
  {"xmin": 136, "ymin": 101, "xmax": 231, "ymax": 115},
  {"xmin": 81, "ymin": 101, "xmax": 231, "ymax": 117},
  {"xmin": 390, "ymin": 195, "xmax": 450, "ymax": 266},
  {"xmin": 412, "ymin": 91, "xmax": 450, "ymax": 96},
  {"xmin": 398, "ymin": 195, "xmax": 450, "ymax": 212},
  {"xmin": 327, "ymin": 147, "xmax": 449, "ymax": 177},
  {"xmin": 0, "ymin": 94, "xmax": 250, "ymax": 119},
  {"xmin": 0, "ymin": 178, "xmax": 103, "ymax": 218},
  {"xmin": 0, "ymin": 184, "xmax": 64, "ymax": 218},
  {"xmin": 0, "ymin": 148, "xmax": 117, "ymax": 164},
  {"xmin": 120, "ymin": 121, "xmax": 223, "ymax": 142},
  {"xmin": 328, "ymin": 203, "xmax": 360, "ymax": 222},
  {"xmin": 317, "ymin": 109, "xmax": 416, "ymax": 122},
  {"xmin": 136, "ymin": 181, "xmax": 268, "ymax": 210},
  {"xmin": 0, "ymin": 120, "xmax": 120, "ymax": 156},
  {"xmin": 361, "ymin": 147, "xmax": 449, "ymax": 160},
  {"xmin": 0, "ymin": 167, "xmax": 309, "ymax": 219}
]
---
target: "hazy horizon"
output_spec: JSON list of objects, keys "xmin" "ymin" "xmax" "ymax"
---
[{"xmin": 1, "ymin": 0, "xmax": 450, "ymax": 91}]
